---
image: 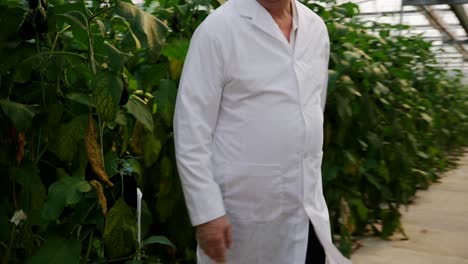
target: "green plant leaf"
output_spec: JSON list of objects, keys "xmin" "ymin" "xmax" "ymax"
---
[
  {"xmin": 48, "ymin": 115, "xmax": 88, "ymax": 162},
  {"xmin": 143, "ymin": 133, "xmax": 161, "ymax": 167},
  {"xmin": 0, "ymin": 99, "xmax": 36, "ymax": 131},
  {"xmin": 104, "ymin": 151, "xmax": 119, "ymax": 179},
  {"xmin": 57, "ymin": 11, "xmax": 87, "ymax": 31},
  {"xmin": 420, "ymin": 113, "xmax": 433, "ymax": 124},
  {"xmin": 112, "ymin": 16, "xmax": 142, "ymax": 50},
  {"xmin": 161, "ymin": 39, "xmax": 189, "ymax": 60},
  {"xmin": 380, "ymin": 209, "xmax": 401, "ymax": 238},
  {"xmin": 92, "ymin": 71, "xmax": 124, "ymax": 122},
  {"xmin": 0, "ymin": 199, "xmax": 11, "ymax": 242},
  {"xmin": 42, "ymin": 176, "xmax": 91, "ymax": 221},
  {"xmin": 26, "ymin": 236, "xmax": 81, "ymax": 264},
  {"xmin": 11, "ymin": 161, "xmax": 46, "ymax": 211},
  {"xmin": 192, "ymin": 0, "xmax": 211, "ymax": 6},
  {"xmin": 141, "ymin": 200, "xmax": 152, "ymax": 237},
  {"xmin": 157, "ymin": 156, "xmax": 173, "ymax": 196},
  {"xmin": 364, "ymin": 173, "xmax": 382, "ymax": 190},
  {"xmin": 156, "ymin": 79, "xmax": 177, "ymax": 127},
  {"xmin": 66, "ymin": 93, "xmax": 95, "ymax": 107},
  {"xmin": 55, "ymin": 10, "xmax": 89, "ymax": 48},
  {"xmin": 104, "ymin": 42, "xmax": 132, "ymax": 70},
  {"xmin": 115, "ymin": 0, "xmax": 169, "ymax": 60},
  {"xmin": 349, "ymin": 199, "xmax": 368, "ymax": 221},
  {"xmin": 125, "ymin": 261, "xmax": 145, "ymax": 264},
  {"xmin": 103, "ymin": 198, "xmax": 137, "ymax": 259},
  {"xmin": 125, "ymin": 95, "xmax": 153, "ymax": 132},
  {"xmin": 142, "ymin": 235, "xmax": 175, "ymax": 248},
  {"xmin": 13, "ymin": 54, "xmax": 42, "ymax": 83},
  {"xmin": 134, "ymin": 63, "xmax": 168, "ymax": 91}
]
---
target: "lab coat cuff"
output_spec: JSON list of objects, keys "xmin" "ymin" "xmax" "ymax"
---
[{"xmin": 188, "ymin": 187, "xmax": 226, "ymax": 226}]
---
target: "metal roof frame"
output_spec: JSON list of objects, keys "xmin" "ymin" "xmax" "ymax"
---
[{"xmin": 342, "ymin": 0, "xmax": 468, "ymax": 73}]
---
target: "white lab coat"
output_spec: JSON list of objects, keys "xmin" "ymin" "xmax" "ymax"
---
[{"xmin": 173, "ymin": 0, "xmax": 351, "ymax": 263}]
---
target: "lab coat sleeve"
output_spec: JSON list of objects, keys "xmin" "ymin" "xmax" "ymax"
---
[
  {"xmin": 321, "ymin": 35, "xmax": 330, "ymax": 113},
  {"xmin": 173, "ymin": 24, "xmax": 226, "ymax": 226}
]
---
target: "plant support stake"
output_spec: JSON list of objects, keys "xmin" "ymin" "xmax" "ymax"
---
[{"xmin": 137, "ymin": 187, "xmax": 143, "ymax": 259}]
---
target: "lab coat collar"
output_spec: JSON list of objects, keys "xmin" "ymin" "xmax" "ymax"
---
[{"xmin": 233, "ymin": 0, "xmax": 304, "ymax": 52}]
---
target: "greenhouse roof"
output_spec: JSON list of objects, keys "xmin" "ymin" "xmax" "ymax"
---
[
  {"xmin": 336, "ymin": 0, "xmax": 468, "ymax": 75},
  {"xmin": 132, "ymin": 0, "xmax": 468, "ymax": 75}
]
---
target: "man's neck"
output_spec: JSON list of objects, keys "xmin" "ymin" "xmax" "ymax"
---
[{"xmin": 256, "ymin": 0, "xmax": 292, "ymax": 19}]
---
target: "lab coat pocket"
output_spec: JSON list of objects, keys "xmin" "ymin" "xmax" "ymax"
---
[{"xmin": 220, "ymin": 162, "xmax": 283, "ymax": 222}]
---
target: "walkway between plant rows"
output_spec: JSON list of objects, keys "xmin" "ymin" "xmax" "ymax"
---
[{"xmin": 352, "ymin": 148, "xmax": 468, "ymax": 264}]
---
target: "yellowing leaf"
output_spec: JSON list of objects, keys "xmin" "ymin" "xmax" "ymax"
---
[
  {"xmin": 115, "ymin": 1, "xmax": 169, "ymax": 61},
  {"xmin": 92, "ymin": 72, "xmax": 123, "ymax": 122},
  {"xmin": 420, "ymin": 113, "xmax": 433, "ymax": 124},
  {"xmin": 103, "ymin": 199, "xmax": 137, "ymax": 259},
  {"xmin": 86, "ymin": 116, "xmax": 114, "ymax": 187},
  {"xmin": 89, "ymin": 180, "xmax": 107, "ymax": 216}
]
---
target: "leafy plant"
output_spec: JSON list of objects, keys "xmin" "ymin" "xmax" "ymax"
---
[
  {"xmin": 0, "ymin": 0, "xmax": 467, "ymax": 262},
  {"xmin": 0, "ymin": 0, "xmax": 183, "ymax": 262},
  {"xmin": 306, "ymin": 1, "xmax": 468, "ymax": 255}
]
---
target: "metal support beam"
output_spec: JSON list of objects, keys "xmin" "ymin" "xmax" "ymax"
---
[
  {"xmin": 411, "ymin": 23, "xmax": 462, "ymax": 28},
  {"xmin": 420, "ymin": 6, "xmax": 468, "ymax": 59},
  {"xmin": 437, "ymin": 59, "xmax": 465, "ymax": 63},
  {"xmin": 358, "ymin": 8, "xmax": 450, "ymax": 16},
  {"xmin": 435, "ymin": 54, "xmax": 464, "ymax": 58},
  {"xmin": 437, "ymin": 61, "xmax": 467, "ymax": 64},
  {"xmin": 431, "ymin": 51, "xmax": 465, "ymax": 56},
  {"xmin": 403, "ymin": 0, "xmax": 468, "ymax": 5},
  {"xmin": 450, "ymin": 4, "xmax": 468, "ymax": 40},
  {"xmin": 445, "ymin": 39, "xmax": 468, "ymax": 44},
  {"xmin": 424, "ymin": 36, "xmax": 445, "ymax": 39},
  {"xmin": 430, "ymin": 39, "xmax": 468, "ymax": 44}
]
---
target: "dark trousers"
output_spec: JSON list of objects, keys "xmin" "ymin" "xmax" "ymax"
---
[{"xmin": 305, "ymin": 221, "xmax": 326, "ymax": 264}]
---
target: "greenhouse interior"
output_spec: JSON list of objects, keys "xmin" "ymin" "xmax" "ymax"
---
[
  {"xmin": 0, "ymin": 0, "xmax": 467, "ymax": 263},
  {"xmin": 336, "ymin": 0, "xmax": 468, "ymax": 81}
]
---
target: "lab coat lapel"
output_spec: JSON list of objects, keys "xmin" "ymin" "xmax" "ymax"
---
[
  {"xmin": 234, "ymin": 0, "xmax": 291, "ymax": 49},
  {"xmin": 294, "ymin": 2, "xmax": 324, "ymax": 59},
  {"xmin": 294, "ymin": 2, "xmax": 311, "ymax": 58}
]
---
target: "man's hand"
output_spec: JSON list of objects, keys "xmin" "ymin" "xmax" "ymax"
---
[{"xmin": 196, "ymin": 215, "xmax": 232, "ymax": 263}]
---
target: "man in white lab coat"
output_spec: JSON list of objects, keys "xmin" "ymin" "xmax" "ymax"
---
[{"xmin": 173, "ymin": 0, "xmax": 352, "ymax": 262}]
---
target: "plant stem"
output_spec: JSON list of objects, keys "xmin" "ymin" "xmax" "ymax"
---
[
  {"xmin": 24, "ymin": 52, "xmax": 88, "ymax": 62},
  {"xmin": 121, "ymin": 173, "xmax": 124, "ymax": 199},
  {"xmin": 76, "ymin": 225, "xmax": 82, "ymax": 240},
  {"xmin": 35, "ymin": 33, "xmax": 40, "ymax": 53},
  {"xmin": 86, "ymin": 20, "xmax": 96, "ymax": 75},
  {"xmin": 49, "ymin": 25, "xmax": 71, "ymax": 56},
  {"xmin": 83, "ymin": 3, "xmax": 96, "ymax": 75},
  {"xmin": 86, "ymin": 255, "xmax": 137, "ymax": 264},
  {"xmin": 83, "ymin": 229, "xmax": 94, "ymax": 264},
  {"xmin": 35, "ymin": 128, "xmax": 42, "ymax": 163},
  {"xmin": 98, "ymin": 117, "xmax": 105, "ymax": 163},
  {"xmin": 88, "ymin": 6, "xmax": 115, "ymax": 22},
  {"xmin": 12, "ymin": 181, "xmax": 18, "ymax": 211},
  {"xmin": 107, "ymin": 255, "xmax": 135, "ymax": 263},
  {"xmin": 1, "ymin": 227, "xmax": 16, "ymax": 264}
]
